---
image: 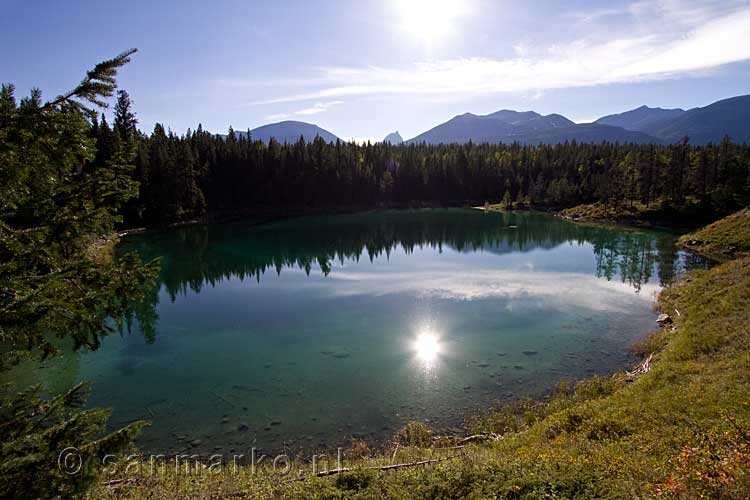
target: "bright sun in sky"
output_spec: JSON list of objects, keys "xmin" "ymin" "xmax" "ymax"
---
[{"xmin": 396, "ymin": 0, "xmax": 467, "ymax": 44}]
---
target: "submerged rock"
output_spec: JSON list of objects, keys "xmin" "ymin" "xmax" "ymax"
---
[{"xmin": 522, "ymin": 350, "xmax": 538, "ymax": 356}]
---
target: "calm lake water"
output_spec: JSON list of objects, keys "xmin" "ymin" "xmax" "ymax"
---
[{"xmin": 7, "ymin": 209, "xmax": 702, "ymax": 455}]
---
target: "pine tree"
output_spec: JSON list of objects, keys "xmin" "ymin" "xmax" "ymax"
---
[
  {"xmin": 502, "ymin": 188, "xmax": 512, "ymax": 208},
  {"xmin": 113, "ymin": 89, "xmax": 138, "ymax": 144},
  {"xmin": 0, "ymin": 49, "xmax": 157, "ymax": 498}
]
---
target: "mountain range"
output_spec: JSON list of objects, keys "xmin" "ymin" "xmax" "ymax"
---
[
  {"xmin": 405, "ymin": 109, "xmax": 658, "ymax": 145},
  {"xmin": 235, "ymin": 94, "xmax": 749, "ymax": 146}
]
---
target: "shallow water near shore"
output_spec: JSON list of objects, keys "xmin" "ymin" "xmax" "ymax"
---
[{"xmin": 5, "ymin": 209, "xmax": 704, "ymax": 455}]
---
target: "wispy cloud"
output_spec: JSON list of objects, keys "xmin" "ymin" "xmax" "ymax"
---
[
  {"xmin": 265, "ymin": 113, "xmax": 291, "ymax": 121},
  {"xmin": 252, "ymin": 2, "xmax": 750, "ymax": 105},
  {"xmin": 265, "ymin": 100, "xmax": 344, "ymax": 120},
  {"xmin": 295, "ymin": 100, "xmax": 344, "ymax": 115}
]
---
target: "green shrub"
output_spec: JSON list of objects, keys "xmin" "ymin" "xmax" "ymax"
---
[
  {"xmin": 334, "ymin": 468, "xmax": 377, "ymax": 492},
  {"xmin": 575, "ymin": 375, "xmax": 623, "ymax": 401},
  {"xmin": 397, "ymin": 421, "xmax": 432, "ymax": 447},
  {"xmin": 347, "ymin": 438, "xmax": 370, "ymax": 460}
]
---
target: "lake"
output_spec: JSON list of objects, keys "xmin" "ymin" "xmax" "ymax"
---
[{"xmin": 6, "ymin": 209, "xmax": 702, "ymax": 455}]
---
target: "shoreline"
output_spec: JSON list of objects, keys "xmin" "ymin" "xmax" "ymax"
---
[
  {"xmin": 118, "ymin": 198, "xmax": 736, "ymax": 242},
  {"xmin": 117, "ymin": 202, "xmax": 682, "ymax": 238}
]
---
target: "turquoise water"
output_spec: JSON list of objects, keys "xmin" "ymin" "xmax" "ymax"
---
[{"xmin": 8, "ymin": 209, "xmax": 701, "ymax": 455}]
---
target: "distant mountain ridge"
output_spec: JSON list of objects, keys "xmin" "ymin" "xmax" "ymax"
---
[
  {"xmin": 594, "ymin": 95, "xmax": 750, "ymax": 144},
  {"xmin": 595, "ymin": 105, "xmax": 686, "ymax": 131},
  {"xmin": 406, "ymin": 109, "xmax": 658, "ymax": 145},
  {"xmin": 638, "ymin": 95, "xmax": 750, "ymax": 144},
  {"xmin": 405, "ymin": 94, "xmax": 750, "ymax": 146},
  {"xmin": 234, "ymin": 120, "xmax": 340, "ymax": 144},
  {"xmin": 226, "ymin": 94, "xmax": 749, "ymax": 147}
]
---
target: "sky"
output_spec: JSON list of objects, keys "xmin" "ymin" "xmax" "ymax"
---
[{"xmin": 2, "ymin": 0, "xmax": 749, "ymax": 141}]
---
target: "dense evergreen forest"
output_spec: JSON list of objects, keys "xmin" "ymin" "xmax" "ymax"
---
[{"xmin": 95, "ymin": 92, "xmax": 750, "ymax": 227}]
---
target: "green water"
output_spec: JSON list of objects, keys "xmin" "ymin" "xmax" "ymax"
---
[{"xmin": 7, "ymin": 209, "xmax": 702, "ymax": 455}]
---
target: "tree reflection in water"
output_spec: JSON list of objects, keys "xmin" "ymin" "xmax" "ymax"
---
[{"xmin": 119, "ymin": 209, "xmax": 706, "ymax": 340}]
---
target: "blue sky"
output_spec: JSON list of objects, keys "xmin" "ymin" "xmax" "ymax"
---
[{"xmin": 2, "ymin": 0, "xmax": 749, "ymax": 141}]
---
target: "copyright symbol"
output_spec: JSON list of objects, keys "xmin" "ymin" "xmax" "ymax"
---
[{"xmin": 58, "ymin": 447, "xmax": 82, "ymax": 475}]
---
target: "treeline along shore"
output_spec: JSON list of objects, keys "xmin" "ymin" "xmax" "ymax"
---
[{"xmin": 92, "ymin": 91, "xmax": 750, "ymax": 229}]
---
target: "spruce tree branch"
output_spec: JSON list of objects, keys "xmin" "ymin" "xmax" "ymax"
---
[{"xmin": 42, "ymin": 49, "xmax": 137, "ymax": 111}]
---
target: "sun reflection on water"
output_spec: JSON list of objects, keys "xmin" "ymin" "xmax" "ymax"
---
[{"xmin": 413, "ymin": 329, "xmax": 441, "ymax": 368}]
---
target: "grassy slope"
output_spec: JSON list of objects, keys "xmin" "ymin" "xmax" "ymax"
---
[
  {"xmin": 679, "ymin": 208, "xmax": 750, "ymax": 261},
  {"xmin": 558, "ymin": 200, "xmax": 721, "ymax": 230},
  {"xmin": 560, "ymin": 201, "xmax": 663, "ymax": 223},
  {"xmin": 90, "ymin": 214, "xmax": 750, "ymax": 500}
]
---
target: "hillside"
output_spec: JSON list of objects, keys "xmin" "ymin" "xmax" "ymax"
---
[
  {"xmin": 680, "ymin": 208, "xmax": 750, "ymax": 260},
  {"xmin": 236, "ymin": 120, "xmax": 340, "ymax": 144}
]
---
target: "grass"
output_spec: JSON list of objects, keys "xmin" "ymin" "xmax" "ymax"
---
[
  {"xmin": 558, "ymin": 200, "xmax": 721, "ymax": 230},
  {"xmin": 679, "ymin": 208, "xmax": 750, "ymax": 261},
  {"xmin": 87, "ymin": 214, "xmax": 750, "ymax": 499},
  {"xmin": 560, "ymin": 201, "xmax": 663, "ymax": 223}
]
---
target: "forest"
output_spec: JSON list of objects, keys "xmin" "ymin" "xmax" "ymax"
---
[{"xmin": 94, "ymin": 92, "xmax": 750, "ymax": 227}]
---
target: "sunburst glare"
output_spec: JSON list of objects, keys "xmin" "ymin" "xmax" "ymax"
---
[
  {"xmin": 414, "ymin": 329, "xmax": 441, "ymax": 365},
  {"xmin": 395, "ymin": 0, "xmax": 467, "ymax": 45}
]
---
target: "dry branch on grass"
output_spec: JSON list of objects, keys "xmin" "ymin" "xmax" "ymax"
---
[
  {"xmin": 627, "ymin": 353, "xmax": 654, "ymax": 380},
  {"xmin": 460, "ymin": 433, "xmax": 502, "ymax": 443},
  {"xmin": 291, "ymin": 454, "xmax": 464, "ymax": 481}
]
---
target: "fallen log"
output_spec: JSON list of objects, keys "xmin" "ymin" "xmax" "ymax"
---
[
  {"xmin": 460, "ymin": 433, "xmax": 502, "ymax": 443},
  {"xmin": 292, "ymin": 454, "xmax": 463, "ymax": 481},
  {"xmin": 373, "ymin": 455, "xmax": 461, "ymax": 472},
  {"xmin": 105, "ymin": 478, "xmax": 137, "ymax": 487}
]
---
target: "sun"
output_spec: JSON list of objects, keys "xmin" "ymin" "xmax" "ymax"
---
[{"xmin": 395, "ymin": 0, "xmax": 467, "ymax": 44}]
